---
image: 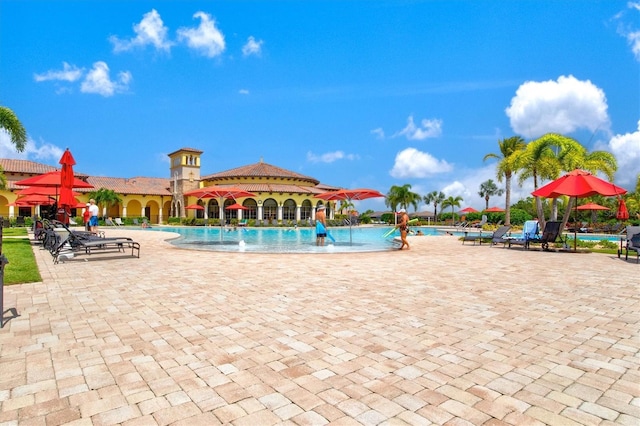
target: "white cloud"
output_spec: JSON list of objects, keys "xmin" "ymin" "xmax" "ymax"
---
[
  {"xmin": 505, "ymin": 75, "xmax": 610, "ymax": 138},
  {"xmin": 394, "ymin": 116, "xmax": 443, "ymax": 140},
  {"xmin": 0, "ymin": 131, "xmax": 63, "ymax": 162},
  {"xmin": 177, "ymin": 11, "xmax": 225, "ymax": 58},
  {"xmin": 607, "ymin": 120, "xmax": 640, "ymax": 188},
  {"xmin": 370, "ymin": 128, "xmax": 385, "ymax": 139},
  {"xmin": 80, "ymin": 61, "xmax": 132, "ymax": 97},
  {"xmin": 389, "ymin": 148, "xmax": 452, "ymax": 178},
  {"xmin": 34, "ymin": 62, "xmax": 83, "ymax": 82},
  {"xmin": 110, "ymin": 9, "xmax": 172, "ymax": 53},
  {"xmin": 614, "ymin": 2, "xmax": 640, "ymax": 61},
  {"xmin": 242, "ymin": 36, "xmax": 263, "ymax": 57},
  {"xmin": 238, "ymin": 89, "xmax": 250, "ymax": 95},
  {"xmin": 307, "ymin": 150, "xmax": 359, "ymax": 163}
]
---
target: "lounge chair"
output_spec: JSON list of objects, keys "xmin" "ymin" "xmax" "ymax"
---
[
  {"xmin": 43, "ymin": 220, "xmax": 139, "ymax": 263},
  {"xmin": 1, "ymin": 217, "xmax": 10, "ymax": 228},
  {"xmin": 506, "ymin": 220, "xmax": 539, "ymax": 249},
  {"xmin": 132, "ymin": 218, "xmax": 140, "ymax": 226},
  {"xmin": 237, "ymin": 219, "xmax": 247, "ymax": 227},
  {"xmin": 525, "ymin": 221, "xmax": 566, "ymax": 251},
  {"xmin": 114, "ymin": 218, "xmax": 124, "ymax": 226},
  {"xmin": 618, "ymin": 226, "xmax": 640, "ymax": 263},
  {"xmin": 472, "ymin": 215, "xmax": 487, "ymax": 228},
  {"xmin": 51, "ymin": 227, "xmax": 140, "ymax": 263},
  {"xmin": 105, "ymin": 218, "xmax": 116, "ymax": 226},
  {"xmin": 16, "ymin": 216, "xmax": 25, "ymax": 227},
  {"xmin": 462, "ymin": 225, "xmax": 511, "ymax": 246}
]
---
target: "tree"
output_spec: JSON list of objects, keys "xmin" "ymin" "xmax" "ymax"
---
[
  {"xmin": 338, "ymin": 199, "xmax": 355, "ymax": 215},
  {"xmin": 515, "ymin": 133, "xmax": 618, "ymax": 230},
  {"xmin": 513, "ymin": 134, "xmax": 565, "ymax": 228},
  {"xmin": 478, "ymin": 179, "xmax": 504, "ymax": 210},
  {"xmin": 385, "ymin": 184, "xmax": 420, "ymax": 212},
  {"xmin": 0, "ymin": 106, "xmax": 27, "ymax": 189},
  {"xmin": 424, "ymin": 190, "xmax": 445, "ymax": 222},
  {"xmin": 441, "ymin": 195, "xmax": 463, "ymax": 218},
  {"xmin": 483, "ymin": 136, "xmax": 526, "ymax": 225},
  {"xmin": 88, "ymin": 188, "xmax": 122, "ymax": 217}
]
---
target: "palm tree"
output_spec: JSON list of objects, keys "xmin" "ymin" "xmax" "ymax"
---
[
  {"xmin": 483, "ymin": 136, "xmax": 526, "ymax": 225},
  {"xmin": 513, "ymin": 134, "xmax": 564, "ymax": 227},
  {"xmin": 0, "ymin": 106, "xmax": 26, "ymax": 152},
  {"xmin": 338, "ymin": 199, "xmax": 355, "ymax": 215},
  {"xmin": 424, "ymin": 190, "xmax": 445, "ymax": 223},
  {"xmin": 0, "ymin": 106, "xmax": 27, "ymax": 189},
  {"xmin": 515, "ymin": 133, "xmax": 618, "ymax": 229},
  {"xmin": 441, "ymin": 195, "xmax": 463, "ymax": 220},
  {"xmin": 88, "ymin": 188, "xmax": 122, "ymax": 218},
  {"xmin": 478, "ymin": 179, "xmax": 504, "ymax": 210},
  {"xmin": 385, "ymin": 184, "xmax": 420, "ymax": 213}
]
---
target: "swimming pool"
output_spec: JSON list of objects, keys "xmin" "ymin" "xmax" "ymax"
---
[{"xmin": 147, "ymin": 226, "xmax": 442, "ymax": 253}]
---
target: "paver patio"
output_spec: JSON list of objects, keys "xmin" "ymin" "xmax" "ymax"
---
[{"xmin": 1, "ymin": 229, "xmax": 638, "ymax": 425}]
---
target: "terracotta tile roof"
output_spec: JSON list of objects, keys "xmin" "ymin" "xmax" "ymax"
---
[
  {"xmin": 1, "ymin": 157, "xmax": 338, "ymax": 197},
  {"xmin": 167, "ymin": 147, "xmax": 203, "ymax": 156},
  {"xmin": 230, "ymin": 183, "xmax": 332, "ymax": 195},
  {"xmin": 86, "ymin": 176, "xmax": 171, "ymax": 196},
  {"xmin": 203, "ymin": 161, "xmax": 320, "ymax": 185},
  {"xmin": 1, "ymin": 159, "xmax": 60, "ymax": 175}
]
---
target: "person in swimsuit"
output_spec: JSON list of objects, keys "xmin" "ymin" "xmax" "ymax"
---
[
  {"xmin": 316, "ymin": 205, "xmax": 327, "ymax": 246},
  {"xmin": 396, "ymin": 208, "xmax": 410, "ymax": 250}
]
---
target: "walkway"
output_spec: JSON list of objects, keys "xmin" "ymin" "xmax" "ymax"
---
[{"xmin": 1, "ymin": 229, "xmax": 638, "ymax": 425}]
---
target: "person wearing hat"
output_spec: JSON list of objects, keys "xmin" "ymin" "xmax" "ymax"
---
[
  {"xmin": 83, "ymin": 202, "xmax": 91, "ymax": 231},
  {"xmin": 396, "ymin": 208, "xmax": 410, "ymax": 250},
  {"xmin": 315, "ymin": 204, "xmax": 327, "ymax": 246}
]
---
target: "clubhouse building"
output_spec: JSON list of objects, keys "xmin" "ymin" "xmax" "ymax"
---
[{"xmin": 0, "ymin": 147, "xmax": 340, "ymax": 224}]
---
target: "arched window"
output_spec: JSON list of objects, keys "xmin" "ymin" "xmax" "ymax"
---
[
  {"xmin": 301, "ymin": 200, "xmax": 313, "ymax": 220},
  {"xmin": 263, "ymin": 198, "xmax": 278, "ymax": 222},
  {"xmin": 283, "ymin": 199, "xmax": 296, "ymax": 220},
  {"xmin": 208, "ymin": 200, "xmax": 219, "ymax": 219}
]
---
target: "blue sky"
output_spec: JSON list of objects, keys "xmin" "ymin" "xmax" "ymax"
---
[{"xmin": 1, "ymin": 0, "xmax": 639, "ymax": 213}]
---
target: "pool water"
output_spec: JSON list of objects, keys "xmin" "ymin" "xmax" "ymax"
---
[{"xmin": 146, "ymin": 226, "xmax": 443, "ymax": 253}]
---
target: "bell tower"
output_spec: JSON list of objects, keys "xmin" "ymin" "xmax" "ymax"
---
[{"xmin": 168, "ymin": 147, "xmax": 203, "ymax": 217}]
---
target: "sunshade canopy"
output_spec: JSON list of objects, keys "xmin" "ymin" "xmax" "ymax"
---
[
  {"xmin": 16, "ymin": 171, "xmax": 94, "ymax": 189},
  {"xmin": 484, "ymin": 206, "xmax": 505, "ymax": 212},
  {"xmin": 576, "ymin": 202, "xmax": 609, "ymax": 211},
  {"xmin": 531, "ymin": 169, "xmax": 627, "ymax": 198}
]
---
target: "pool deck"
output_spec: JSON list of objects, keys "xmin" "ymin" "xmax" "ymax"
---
[{"xmin": 1, "ymin": 229, "xmax": 638, "ymax": 425}]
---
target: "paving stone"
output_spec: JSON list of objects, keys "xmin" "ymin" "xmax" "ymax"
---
[{"xmin": 1, "ymin": 231, "xmax": 638, "ymax": 425}]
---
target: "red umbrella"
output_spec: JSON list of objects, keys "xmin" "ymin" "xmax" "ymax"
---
[
  {"xmin": 59, "ymin": 149, "xmax": 76, "ymax": 209},
  {"xmin": 225, "ymin": 202, "xmax": 249, "ymax": 210},
  {"xmin": 484, "ymin": 206, "xmax": 505, "ymax": 213},
  {"xmin": 459, "ymin": 207, "xmax": 478, "ymax": 214},
  {"xmin": 532, "ymin": 169, "xmax": 628, "ymax": 250},
  {"xmin": 184, "ymin": 185, "xmax": 255, "ymax": 240},
  {"xmin": 14, "ymin": 194, "xmax": 56, "ymax": 206},
  {"xmin": 316, "ymin": 188, "xmax": 385, "ymax": 245},
  {"xmin": 576, "ymin": 202, "xmax": 609, "ymax": 211},
  {"xmin": 17, "ymin": 186, "xmax": 80, "ymax": 197},
  {"xmin": 185, "ymin": 204, "xmax": 205, "ymax": 210},
  {"xmin": 15, "ymin": 170, "xmax": 93, "ymax": 189},
  {"xmin": 616, "ymin": 198, "xmax": 629, "ymax": 220},
  {"xmin": 577, "ymin": 202, "xmax": 610, "ymax": 229}
]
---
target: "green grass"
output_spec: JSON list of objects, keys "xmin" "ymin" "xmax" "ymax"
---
[
  {"xmin": 1, "ymin": 236, "xmax": 42, "ymax": 285},
  {"xmin": 2, "ymin": 227, "xmax": 28, "ymax": 237}
]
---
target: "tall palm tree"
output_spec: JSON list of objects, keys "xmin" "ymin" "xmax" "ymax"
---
[
  {"xmin": 424, "ymin": 190, "xmax": 445, "ymax": 223},
  {"xmin": 385, "ymin": 184, "xmax": 420, "ymax": 213},
  {"xmin": 513, "ymin": 134, "xmax": 565, "ymax": 228},
  {"xmin": 478, "ymin": 179, "xmax": 504, "ymax": 210},
  {"xmin": 483, "ymin": 136, "xmax": 526, "ymax": 225},
  {"xmin": 0, "ymin": 106, "xmax": 27, "ymax": 189},
  {"xmin": 515, "ymin": 133, "xmax": 618, "ymax": 229},
  {"xmin": 88, "ymin": 188, "xmax": 122, "ymax": 218},
  {"xmin": 441, "ymin": 195, "xmax": 463, "ymax": 219},
  {"xmin": 0, "ymin": 106, "xmax": 26, "ymax": 152}
]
